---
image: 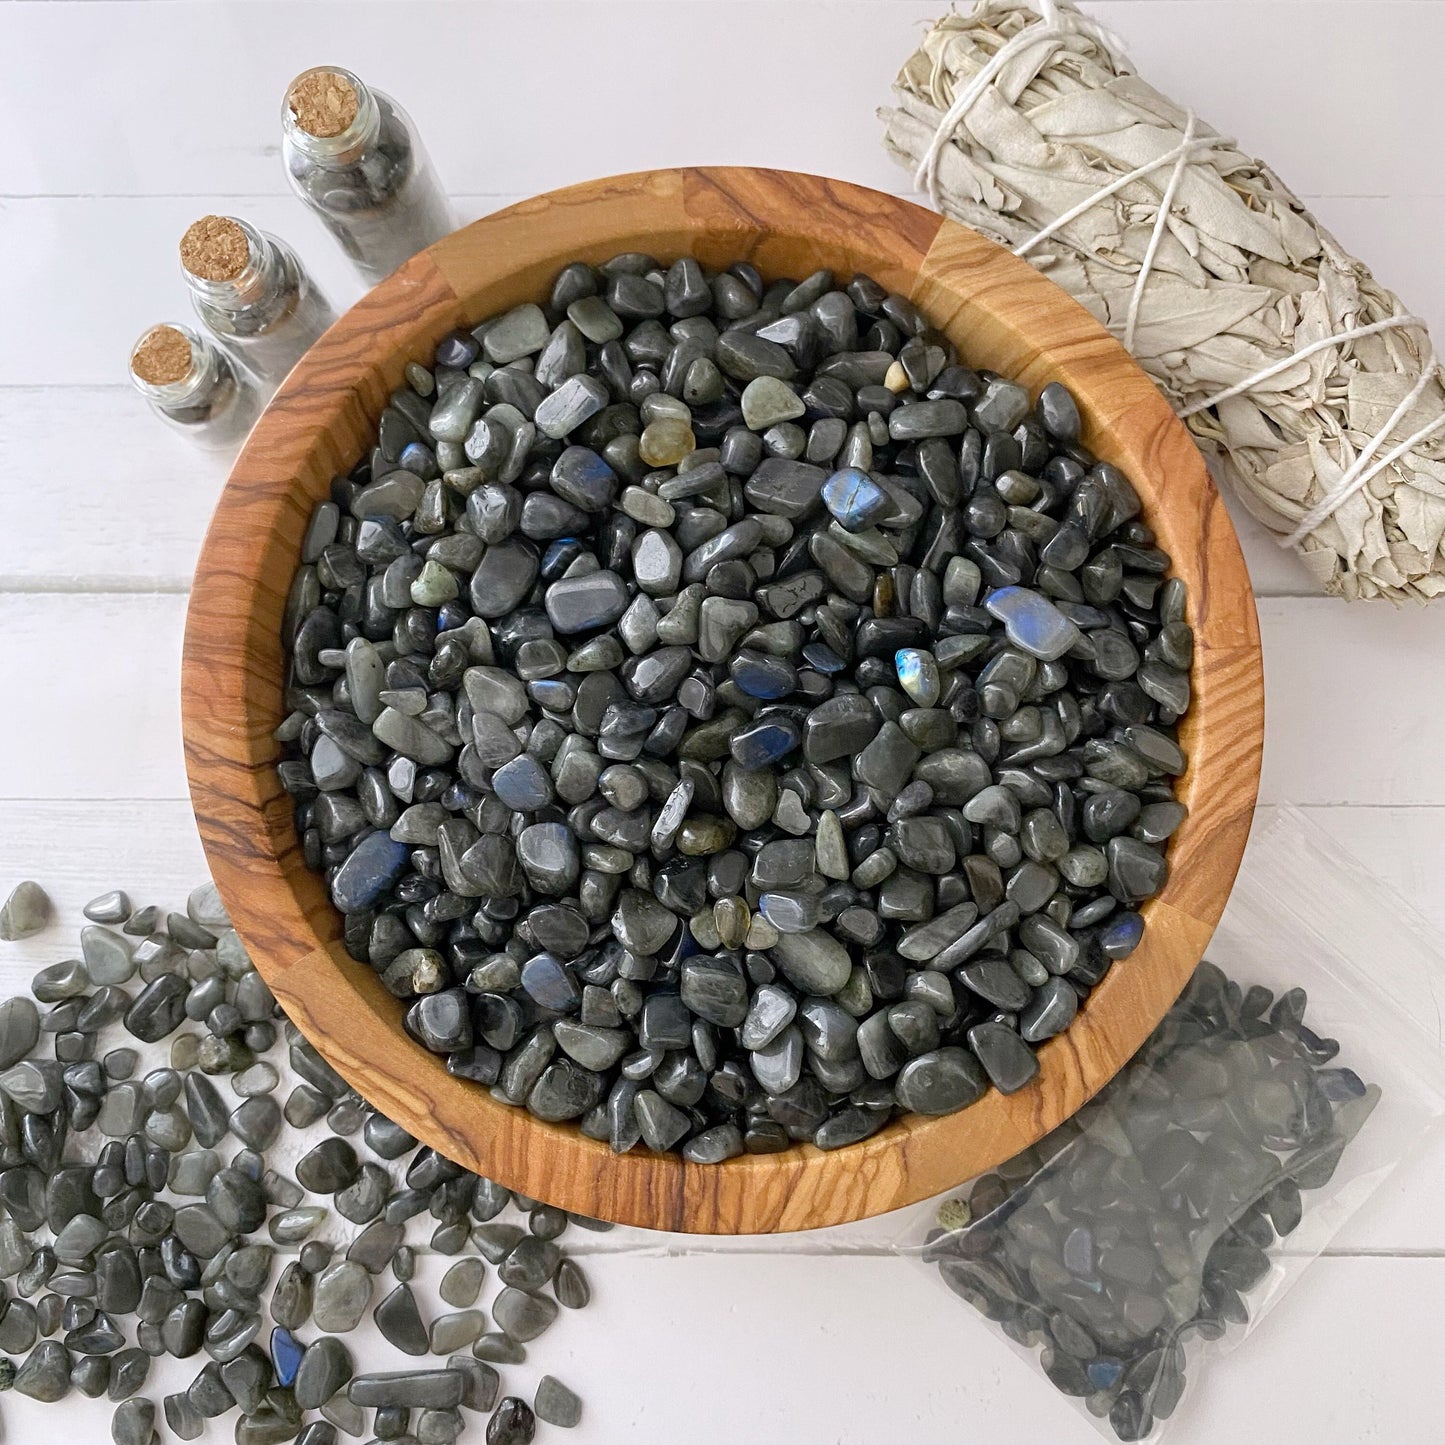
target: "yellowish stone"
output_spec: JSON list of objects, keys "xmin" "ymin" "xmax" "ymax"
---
[
  {"xmin": 638, "ymin": 417, "xmax": 696, "ymax": 467},
  {"xmin": 676, "ymin": 815, "xmax": 737, "ymax": 856},
  {"xmin": 713, "ymin": 896, "xmax": 750, "ymax": 950}
]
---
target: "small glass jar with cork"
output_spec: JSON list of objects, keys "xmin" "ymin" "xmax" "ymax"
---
[
  {"xmin": 281, "ymin": 66, "xmax": 455, "ymax": 285},
  {"xmin": 127, "ymin": 324, "xmax": 261, "ymax": 450},
  {"xmin": 179, "ymin": 214, "xmax": 335, "ymax": 389}
]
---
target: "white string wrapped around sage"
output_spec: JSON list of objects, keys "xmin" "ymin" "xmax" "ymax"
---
[{"xmin": 879, "ymin": 0, "xmax": 1445, "ymax": 601}]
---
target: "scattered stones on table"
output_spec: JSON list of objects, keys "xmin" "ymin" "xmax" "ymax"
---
[
  {"xmin": 349, "ymin": 1369, "xmax": 466, "ymax": 1409},
  {"xmin": 923, "ymin": 961, "xmax": 1380, "ymax": 1443},
  {"xmin": 375, "ymin": 1281, "xmax": 430, "ymax": 1355},
  {"xmin": 279, "ymin": 251, "xmax": 1192, "ymax": 1158},
  {"xmin": 0, "ymin": 881, "xmax": 51, "ymax": 941},
  {"xmin": 493, "ymin": 1286, "xmax": 558, "ymax": 1342},
  {"xmin": 487, "ymin": 1395, "xmax": 537, "ymax": 1445},
  {"xmin": 0, "ymin": 995, "xmax": 40, "ymax": 1068},
  {"xmin": 85, "ymin": 890, "xmax": 134, "ymax": 925},
  {"xmin": 534, "ymin": 1373, "xmax": 582, "ymax": 1428},
  {"xmin": 440, "ymin": 1256, "xmax": 486, "ymax": 1308},
  {"xmin": 0, "ymin": 886, "xmax": 592, "ymax": 1441}
]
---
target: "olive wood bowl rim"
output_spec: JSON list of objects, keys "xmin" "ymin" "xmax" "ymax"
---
[{"xmin": 182, "ymin": 166, "xmax": 1264, "ymax": 1234}]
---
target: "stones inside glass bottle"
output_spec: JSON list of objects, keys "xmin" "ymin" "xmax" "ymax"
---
[
  {"xmin": 281, "ymin": 66, "xmax": 455, "ymax": 286},
  {"xmin": 179, "ymin": 214, "xmax": 335, "ymax": 388},
  {"xmin": 126, "ymin": 323, "xmax": 260, "ymax": 451}
]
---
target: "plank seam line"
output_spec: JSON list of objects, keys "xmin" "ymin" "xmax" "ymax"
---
[{"xmin": 0, "ymin": 579, "xmax": 190, "ymax": 595}]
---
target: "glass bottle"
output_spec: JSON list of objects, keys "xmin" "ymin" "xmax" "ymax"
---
[
  {"xmin": 179, "ymin": 214, "xmax": 335, "ymax": 388},
  {"xmin": 281, "ymin": 66, "xmax": 455, "ymax": 286},
  {"xmin": 127, "ymin": 324, "xmax": 261, "ymax": 451}
]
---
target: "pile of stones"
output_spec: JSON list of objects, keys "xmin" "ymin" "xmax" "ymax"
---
[
  {"xmin": 922, "ymin": 961, "xmax": 1378, "ymax": 1442},
  {"xmin": 279, "ymin": 252, "xmax": 1193, "ymax": 1160},
  {"xmin": 0, "ymin": 880, "xmax": 589, "ymax": 1443}
]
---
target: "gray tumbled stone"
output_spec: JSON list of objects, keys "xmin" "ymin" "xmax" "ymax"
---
[
  {"xmin": 535, "ymin": 1374, "xmax": 583, "ymax": 1428},
  {"xmin": 313, "ymin": 1261, "xmax": 372, "ymax": 1333},
  {"xmin": 0, "ymin": 881, "xmax": 50, "ymax": 940},
  {"xmin": 493, "ymin": 1286, "xmax": 558, "ymax": 1342}
]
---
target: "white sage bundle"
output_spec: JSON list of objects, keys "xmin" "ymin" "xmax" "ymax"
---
[{"xmin": 880, "ymin": 0, "xmax": 1445, "ymax": 601}]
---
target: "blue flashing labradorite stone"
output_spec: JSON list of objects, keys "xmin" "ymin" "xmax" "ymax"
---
[
  {"xmin": 542, "ymin": 537, "xmax": 586, "ymax": 579},
  {"xmin": 729, "ymin": 718, "xmax": 802, "ymax": 772},
  {"xmin": 520, "ymin": 952, "xmax": 582, "ymax": 1012},
  {"xmin": 1099, "ymin": 910, "xmax": 1145, "ymax": 959},
  {"xmin": 801, "ymin": 641, "xmax": 846, "ymax": 674},
  {"xmin": 330, "ymin": 830, "xmax": 410, "ymax": 914},
  {"xmin": 729, "ymin": 649, "xmax": 797, "ymax": 700},
  {"xmin": 551, "ymin": 444, "xmax": 619, "ymax": 512},
  {"xmin": 1086, "ymin": 1358, "xmax": 1125, "ymax": 1392},
  {"xmin": 398, "ymin": 441, "xmax": 439, "ymax": 480},
  {"xmin": 895, "ymin": 648, "xmax": 941, "ymax": 707},
  {"xmin": 983, "ymin": 585, "xmax": 1083, "ymax": 661},
  {"xmin": 436, "ymin": 600, "xmax": 469, "ymax": 632},
  {"xmin": 821, "ymin": 467, "xmax": 888, "ymax": 532},
  {"xmin": 434, "ymin": 329, "xmax": 480, "ymax": 369},
  {"xmin": 1062, "ymin": 1225, "xmax": 1095, "ymax": 1278},
  {"xmin": 271, "ymin": 1326, "xmax": 303, "ymax": 1388},
  {"xmin": 758, "ymin": 891, "xmax": 820, "ymax": 934}
]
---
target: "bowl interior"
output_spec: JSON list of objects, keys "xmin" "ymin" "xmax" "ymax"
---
[{"xmin": 183, "ymin": 167, "xmax": 1262, "ymax": 1232}]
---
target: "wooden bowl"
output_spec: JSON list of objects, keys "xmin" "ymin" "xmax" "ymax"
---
[{"xmin": 183, "ymin": 168, "xmax": 1263, "ymax": 1233}]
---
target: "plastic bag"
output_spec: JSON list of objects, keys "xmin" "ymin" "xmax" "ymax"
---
[{"xmin": 899, "ymin": 804, "xmax": 1445, "ymax": 1441}]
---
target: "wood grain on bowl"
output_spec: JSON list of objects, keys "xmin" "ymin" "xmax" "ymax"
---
[{"xmin": 182, "ymin": 168, "xmax": 1263, "ymax": 1233}]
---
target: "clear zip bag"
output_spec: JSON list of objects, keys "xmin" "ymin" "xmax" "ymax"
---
[{"xmin": 898, "ymin": 804, "xmax": 1445, "ymax": 1441}]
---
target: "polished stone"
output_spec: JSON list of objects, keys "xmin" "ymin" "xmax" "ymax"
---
[
  {"xmin": 894, "ymin": 1048, "xmax": 987, "ymax": 1114},
  {"xmin": 545, "ymin": 570, "xmax": 629, "ymax": 633},
  {"xmin": 1019, "ymin": 977, "xmax": 1080, "ymax": 1042},
  {"xmin": 348, "ymin": 1371, "xmax": 465, "ymax": 1409},
  {"xmin": 488, "ymin": 1397, "xmax": 538, "ymax": 1445},
  {"xmin": 375, "ymin": 1282, "xmax": 429, "ymax": 1356},
  {"xmin": 821, "ymin": 467, "xmax": 888, "ymax": 531},
  {"xmin": 0, "ymin": 997, "xmax": 40, "ymax": 1069},
  {"xmin": 0, "ymin": 881, "xmax": 50, "ymax": 941},
  {"xmin": 534, "ymin": 1375, "xmax": 582, "ymax": 1428},
  {"xmin": 967, "ymin": 1021, "xmax": 1040, "ymax": 1093},
  {"xmin": 313, "ymin": 1261, "xmax": 372, "ymax": 1333},
  {"xmin": 493, "ymin": 1286, "xmax": 558, "ymax": 1342},
  {"xmin": 771, "ymin": 929, "xmax": 851, "ymax": 995},
  {"xmin": 984, "ymin": 586, "xmax": 1083, "ymax": 661}
]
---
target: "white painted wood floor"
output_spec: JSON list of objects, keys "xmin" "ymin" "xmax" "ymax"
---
[{"xmin": 3, "ymin": 2, "xmax": 1445, "ymax": 1440}]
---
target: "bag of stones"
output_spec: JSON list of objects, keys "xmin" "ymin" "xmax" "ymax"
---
[{"xmin": 901, "ymin": 805, "xmax": 1445, "ymax": 1442}]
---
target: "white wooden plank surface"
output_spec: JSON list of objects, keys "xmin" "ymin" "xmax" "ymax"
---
[
  {"xmin": 0, "ymin": 1251, "xmax": 1437, "ymax": 1444},
  {"xmin": 0, "ymin": 387, "xmax": 228, "ymax": 592},
  {"xmin": 3, "ymin": 1, "xmax": 1445, "ymax": 1440},
  {"xmin": 5, "ymin": 2, "xmax": 1443, "ymax": 202},
  {"xmin": 0, "ymin": 593, "xmax": 189, "ymax": 799}
]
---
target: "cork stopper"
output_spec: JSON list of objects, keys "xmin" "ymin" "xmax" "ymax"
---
[
  {"xmin": 130, "ymin": 326, "xmax": 194, "ymax": 386},
  {"xmin": 288, "ymin": 69, "xmax": 359, "ymax": 138},
  {"xmin": 180, "ymin": 215, "xmax": 251, "ymax": 282}
]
